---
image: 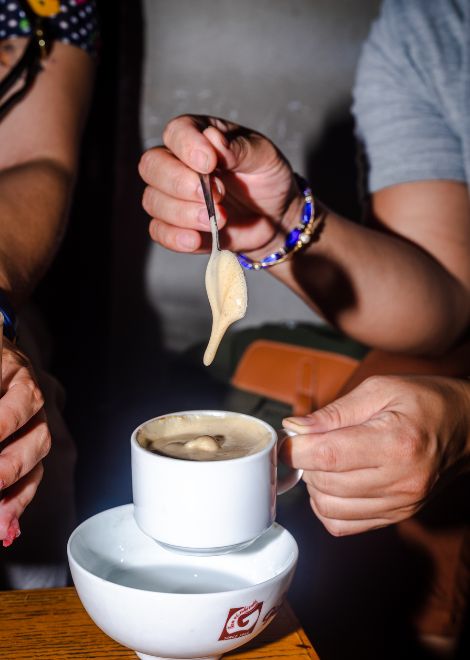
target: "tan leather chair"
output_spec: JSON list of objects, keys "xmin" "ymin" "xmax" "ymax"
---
[
  {"xmin": 231, "ymin": 339, "xmax": 360, "ymax": 416},
  {"xmin": 231, "ymin": 337, "xmax": 470, "ymax": 415}
]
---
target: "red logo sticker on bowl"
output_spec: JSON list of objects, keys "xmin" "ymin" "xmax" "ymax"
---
[{"xmin": 219, "ymin": 600, "xmax": 263, "ymax": 640}]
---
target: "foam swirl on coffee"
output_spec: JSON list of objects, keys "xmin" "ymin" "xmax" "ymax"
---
[{"xmin": 137, "ymin": 414, "xmax": 271, "ymax": 462}]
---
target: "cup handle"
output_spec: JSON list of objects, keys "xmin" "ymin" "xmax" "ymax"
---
[{"xmin": 276, "ymin": 429, "xmax": 303, "ymax": 495}]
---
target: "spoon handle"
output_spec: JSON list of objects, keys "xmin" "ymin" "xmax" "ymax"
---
[{"xmin": 199, "ymin": 173, "xmax": 220, "ymax": 251}]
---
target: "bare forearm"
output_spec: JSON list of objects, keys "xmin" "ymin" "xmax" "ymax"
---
[
  {"xmin": 0, "ymin": 160, "xmax": 73, "ymax": 306},
  {"xmin": 0, "ymin": 41, "xmax": 93, "ymax": 308},
  {"xmin": 250, "ymin": 200, "xmax": 470, "ymax": 354}
]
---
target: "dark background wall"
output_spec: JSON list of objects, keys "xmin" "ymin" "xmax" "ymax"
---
[{"xmin": 33, "ymin": 0, "xmax": 148, "ymax": 517}]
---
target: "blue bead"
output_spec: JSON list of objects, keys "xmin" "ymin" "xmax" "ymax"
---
[
  {"xmin": 262, "ymin": 252, "xmax": 283, "ymax": 265},
  {"xmin": 303, "ymin": 201, "xmax": 312, "ymax": 223},
  {"xmin": 286, "ymin": 228, "xmax": 301, "ymax": 249},
  {"xmin": 237, "ymin": 253, "xmax": 254, "ymax": 269}
]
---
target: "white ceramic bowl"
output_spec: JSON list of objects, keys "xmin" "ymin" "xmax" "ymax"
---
[{"xmin": 67, "ymin": 504, "xmax": 298, "ymax": 660}]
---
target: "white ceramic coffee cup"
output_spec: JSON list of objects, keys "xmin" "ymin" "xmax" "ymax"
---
[{"xmin": 131, "ymin": 410, "xmax": 301, "ymax": 554}]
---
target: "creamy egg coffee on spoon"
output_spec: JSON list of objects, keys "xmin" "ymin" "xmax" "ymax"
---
[{"xmin": 200, "ymin": 173, "xmax": 247, "ymax": 367}]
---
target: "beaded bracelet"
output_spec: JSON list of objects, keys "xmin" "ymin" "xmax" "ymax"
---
[{"xmin": 237, "ymin": 175, "xmax": 318, "ymax": 270}]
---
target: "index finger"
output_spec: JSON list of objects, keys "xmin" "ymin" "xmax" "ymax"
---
[
  {"xmin": 0, "ymin": 411, "xmax": 50, "ymax": 489},
  {"xmin": 162, "ymin": 115, "xmax": 219, "ymax": 174},
  {"xmin": 0, "ymin": 366, "xmax": 43, "ymax": 442},
  {"xmin": 281, "ymin": 424, "xmax": 383, "ymax": 472}
]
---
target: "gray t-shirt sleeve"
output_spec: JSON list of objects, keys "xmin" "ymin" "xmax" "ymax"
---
[{"xmin": 352, "ymin": 0, "xmax": 466, "ymax": 193}]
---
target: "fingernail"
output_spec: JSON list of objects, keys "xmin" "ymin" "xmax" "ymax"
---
[
  {"xmin": 219, "ymin": 133, "xmax": 229, "ymax": 148},
  {"xmin": 198, "ymin": 207, "xmax": 211, "ymax": 227},
  {"xmin": 214, "ymin": 177, "xmax": 224, "ymax": 196},
  {"xmin": 283, "ymin": 416, "xmax": 314, "ymax": 427},
  {"xmin": 2, "ymin": 518, "xmax": 20, "ymax": 548},
  {"xmin": 192, "ymin": 150, "xmax": 209, "ymax": 172},
  {"xmin": 177, "ymin": 232, "xmax": 197, "ymax": 250}
]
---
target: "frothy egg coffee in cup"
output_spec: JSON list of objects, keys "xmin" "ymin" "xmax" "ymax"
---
[
  {"xmin": 137, "ymin": 413, "xmax": 271, "ymax": 462},
  {"xmin": 131, "ymin": 410, "xmax": 301, "ymax": 555}
]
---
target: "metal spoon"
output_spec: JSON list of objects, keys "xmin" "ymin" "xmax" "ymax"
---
[{"xmin": 199, "ymin": 173, "xmax": 220, "ymax": 251}]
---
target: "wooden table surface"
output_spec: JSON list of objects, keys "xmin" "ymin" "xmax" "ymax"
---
[{"xmin": 0, "ymin": 587, "xmax": 319, "ymax": 659}]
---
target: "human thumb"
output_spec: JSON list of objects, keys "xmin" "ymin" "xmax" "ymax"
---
[
  {"xmin": 203, "ymin": 124, "xmax": 282, "ymax": 176},
  {"xmin": 283, "ymin": 381, "xmax": 383, "ymax": 434}
]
